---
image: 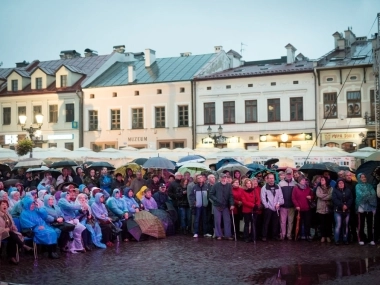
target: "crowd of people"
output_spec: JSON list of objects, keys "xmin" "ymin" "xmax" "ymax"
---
[{"xmin": 1, "ymin": 164, "xmax": 380, "ymax": 266}]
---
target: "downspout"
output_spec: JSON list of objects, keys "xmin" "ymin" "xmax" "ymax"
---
[
  {"xmin": 191, "ymin": 79, "xmax": 196, "ymax": 149},
  {"xmin": 76, "ymin": 89, "xmax": 84, "ymax": 147},
  {"xmin": 313, "ymin": 67, "xmax": 320, "ymax": 147}
]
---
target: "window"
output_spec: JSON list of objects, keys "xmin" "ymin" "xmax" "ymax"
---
[
  {"xmin": 326, "ymin": 77, "xmax": 333, "ymax": 82},
  {"xmin": 271, "ymin": 82, "xmax": 276, "ymax": 86},
  {"xmin": 290, "ymin": 97, "xmax": 303, "ymax": 121},
  {"xmin": 323, "ymin": 92, "xmax": 337, "ymax": 119},
  {"xmin": 347, "ymin": 91, "xmax": 361, "ymax": 117},
  {"xmin": 132, "ymin": 108, "xmax": 143, "ymax": 129},
  {"xmin": 111, "ymin": 109, "xmax": 121, "ymax": 130},
  {"xmin": 350, "ymin": 76, "xmax": 357, "ymax": 80},
  {"xmin": 226, "ymin": 85, "xmax": 231, "ymax": 89},
  {"xmin": 159, "ymin": 142, "xmax": 170, "ymax": 149},
  {"xmin": 245, "ymin": 100, "xmax": 257, "ymax": 123},
  {"xmin": 204, "ymin": 102, "xmax": 215, "ymax": 125},
  {"xmin": 90, "ymin": 94, "xmax": 95, "ymax": 99},
  {"xmin": 60, "ymin": 75, "xmax": 67, "ymax": 87},
  {"xmin": 155, "ymin": 107, "xmax": 165, "ymax": 128},
  {"xmin": 370, "ymin": 90, "xmax": 375, "ymax": 120},
  {"xmin": 18, "ymin": 106, "xmax": 26, "ymax": 124},
  {"xmin": 48, "ymin": 143, "xmax": 57, "ymax": 148},
  {"xmin": 173, "ymin": 141, "xmax": 185, "ymax": 148},
  {"xmin": 33, "ymin": 105, "xmax": 42, "ymax": 123},
  {"xmin": 3, "ymin": 107, "xmax": 11, "ymax": 125},
  {"xmin": 223, "ymin": 101, "xmax": 235, "ymax": 124},
  {"xmin": 36, "ymin": 77, "xmax": 42, "ymax": 89},
  {"xmin": 293, "ymin": 81, "xmax": 299, "ymax": 84},
  {"xmin": 180, "ymin": 87, "xmax": 185, "ymax": 93},
  {"xmin": 178, "ymin": 105, "xmax": 189, "ymax": 127},
  {"xmin": 267, "ymin": 99, "xmax": 280, "ymax": 122},
  {"xmin": 134, "ymin": 91, "xmax": 139, "ymax": 96},
  {"xmin": 11, "ymin": 80, "xmax": 18, "ymax": 91},
  {"xmin": 65, "ymin": 103, "xmax": 74, "ymax": 122},
  {"xmin": 88, "ymin": 110, "xmax": 98, "ymax": 131},
  {"xmin": 64, "ymin": 142, "xmax": 74, "ymax": 151},
  {"xmin": 112, "ymin": 92, "xmax": 117, "ymax": 97},
  {"xmin": 207, "ymin": 87, "xmax": 212, "ymax": 90},
  {"xmin": 49, "ymin": 105, "xmax": 58, "ymax": 123},
  {"xmin": 157, "ymin": 89, "xmax": 162, "ymax": 94},
  {"xmin": 248, "ymin": 84, "xmax": 253, "ymax": 87}
]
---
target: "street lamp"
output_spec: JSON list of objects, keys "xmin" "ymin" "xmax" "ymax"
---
[
  {"xmin": 19, "ymin": 113, "xmax": 44, "ymax": 158},
  {"xmin": 207, "ymin": 125, "xmax": 226, "ymax": 147}
]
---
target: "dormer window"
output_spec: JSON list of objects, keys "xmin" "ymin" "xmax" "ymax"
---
[
  {"xmin": 11, "ymin": 80, "xmax": 18, "ymax": 91},
  {"xmin": 36, "ymin": 77, "xmax": 42, "ymax": 89},
  {"xmin": 60, "ymin": 75, "xmax": 67, "ymax": 87}
]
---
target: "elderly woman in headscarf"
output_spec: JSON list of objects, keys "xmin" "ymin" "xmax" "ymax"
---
[
  {"xmin": 1, "ymin": 199, "xmax": 33, "ymax": 265},
  {"xmin": 75, "ymin": 193, "xmax": 106, "ymax": 249},
  {"xmin": 91, "ymin": 193, "xmax": 113, "ymax": 247},
  {"xmin": 57, "ymin": 192, "xmax": 88, "ymax": 253},
  {"xmin": 356, "ymin": 173, "xmax": 377, "ymax": 246},
  {"xmin": 8, "ymin": 188, "xmax": 21, "ymax": 212},
  {"xmin": 123, "ymin": 187, "xmax": 141, "ymax": 213},
  {"xmin": 37, "ymin": 189, "xmax": 48, "ymax": 208},
  {"xmin": 78, "ymin": 184, "xmax": 90, "ymax": 198},
  {"xmin": 19, "ymin": 196, "xmax": 59, "ymax": 259},
  {"xmin": 106, "ymin": 188, "xmax": 130, "ymax": 242},
  {"xmin": 0, "ymin": 190, "xmax": 10, "ymax": 209}
]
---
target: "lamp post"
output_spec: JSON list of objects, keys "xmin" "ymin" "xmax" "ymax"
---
[
  {"xmin": 207, "ymin": 125, "xmax": 225, "ymax": 147},
  {"xmin": 19, "ymin": 114, "xmax": 44, "ymax": 158}
]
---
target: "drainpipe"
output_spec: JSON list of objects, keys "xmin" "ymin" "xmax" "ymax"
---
[
  {"xmin": 313, "ymin": 68, "xmax": 319, "ymax": 147},
  {"xmin": 76, "ymin": 89, "xmax": 84, "ymax": 147},
  {"xmin": 191, "ymin": 80, "xmax": 196, "ymax": 149}
]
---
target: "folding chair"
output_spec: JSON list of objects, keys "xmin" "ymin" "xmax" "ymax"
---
[{"xmin": 13, "ymin": 217, "xmax": 38, "ymax": 259}]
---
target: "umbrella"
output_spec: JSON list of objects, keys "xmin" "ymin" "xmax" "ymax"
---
[
  {"xmin": 87, "ymin": 161, "xmax": 115, "ymax": 171},
  {"xmin": 3, "ymin": 179, "xmax": 22, "ymax": 187},
  {"xmin": 176, "ymin": 155, "xmax": 206, "ymax": 167},
  {"xmin": 114, "ymin": 163, "xmax": 141, "ymax": 177},
  {"xmin": 295, "ymin": 211, "xmax": 301, "ymax": 241},
  {"xmin": 245, "ymin": 163, "xmax": 265, "ymax": 171},
  {"xmin": 299, "ymin": 163, "xmax": 338, "ymax": 180},
  {"xmin": 217, "ymin": 163, "xmax": 249, "ymax": 176},
  {"xmin": 149, "ymin": 209, "xmax": 176, "ymax": 236},
  {"xmin": 134, "ymin": 211, "xmax": 166, "ymax": 239},
  {"xmin": 14, "ymin": 158, "xmax": 44, "ymax": 168},
  {"xmin": 216, "ymin": 158, "xmax": 242, "ymax": 170},
  {"xmin": 0, "ymin": 164, "xmax": 11, "ymax": 173},
  {"xmin": 142, "ymin": 157, "xmax": 175, "ymax": 170},
  {"xmin": 264, "ymin": 158, "xmax": 279, "ymax": 168},
  {"xmin": 178, "ymin": 162, "xmax": 210, "ymax": 176},
  {"xmin": 132, "ymin": 158, "xmax": 148, "ymax": 166},
  {"xmin": 165, "ymin": 202, "xmax": 178, "ymax": 222},
  {"xmin": 126, "ymin": 218, "xmax": 143, "ymax": 241},
  {"xmin": 356, "ymin": 161, "xmax": 380, "ymax": 186},
  {"xmin": 50, "ymin": 160, "xmax": 78, "ymax": 168}
]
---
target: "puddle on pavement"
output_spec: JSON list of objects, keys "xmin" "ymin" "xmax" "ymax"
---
[{"xmin": 244, "ymin": 257, "xmax": 380, "ymax": 284}]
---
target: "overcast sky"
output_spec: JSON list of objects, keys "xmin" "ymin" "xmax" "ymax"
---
[{"xmin": 0, "ymin": 0, "xmax": 379, "ymax": 67}]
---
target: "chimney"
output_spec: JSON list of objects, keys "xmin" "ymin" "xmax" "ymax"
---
[
  {"xmin": 145, "ymin": 48, "xmax": 156, "ymax": 67},
  {"xmin": 332, "ymin": 32, "xmax": 342, "ymax": 49},
  {"xmin": 214, "ymin": 46, "xmax": 223, "ymax": 53},
  {"xmin": 180, "ymin": 52, "xmax": 192, "ymax": 57},
  {"xmin": 128, "ymin": 65, "xmax": 135, "ymax": 83},
  {"xmin": 285, "ymin": 44, "xmax": 297, "ymax": 64},
  {"xmin": 124, "ymin": 52, "xmax": 136, "ymax": 61},
  {"xmin": 59, "ymin": 50, "xmax": 81, "ymax": 59},
  {"xmin": 84, "ymin": 48, "xmax": 98, "ymax": 57},
  {"xmin": 344, "ymin": 27, "xmax": 356, "ymax": 47},
  {"xmin": 113, "ymin": 45, "xmax": 125, "ymax": 53},
  {"xmin": 16, "ymin": 60, "xmax": 29, "ymax": 67}
]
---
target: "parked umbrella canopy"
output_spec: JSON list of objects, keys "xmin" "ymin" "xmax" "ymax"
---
[
  {"xmin": 50, "ymin": 160, "xmax": 78, "ymax": 168},
  {"xmin": 217, "ymin": 163, "xmax": 250, "ymax": 176},
  {"xmin": 178, "ymin": 162, "xmax": 210, "ymax": 176},
  {"xmin": 176, "ymin": 155, "xmax": 206, "ymax": 167},
  {"xmin": 142, "ymin": 157, "xmax": 175, "ymax": 170},
  {"xmin": 14, "ymin": 158, "xmax": 44, "ymax": 168}
]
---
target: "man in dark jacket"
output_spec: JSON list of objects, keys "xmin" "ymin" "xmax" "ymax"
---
[
  {"xmin": 168, "ymin": 172, "xmax": 182, "ymax": 203},
  {"xmin": 209, "ymin": 174, "xmax": 234, "ymax": 240},
  {"xmin": 278, "ymin": 168, "xmax": 295, "ymax": 240},
  {"xmin": 344, "ymin": 171, "xmax": 357, "ymax": 242}
]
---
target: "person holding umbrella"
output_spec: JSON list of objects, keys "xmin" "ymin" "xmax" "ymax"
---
[{"xmin": 57, "ymin": 167, "xmax": 73, "ymax": 187}]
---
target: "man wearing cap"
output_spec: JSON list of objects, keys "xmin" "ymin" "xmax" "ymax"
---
[
  {"xmin": 278, "ymin": 168, "xmax": 296, "ymax": 240},
  {"xmin": 261, "ymin": 173, "xmax": 284, "ymax": 241},
  {"xmin": 189, "ymin": 174, "xmax": 209, "ymax": 238},
  {"xmin": 209, "ymin": 173, "xmax": 234, "ymax": 240},
  {"xmin": 153, "ymin": 183, "xmax": 169, "ymax": 210}
]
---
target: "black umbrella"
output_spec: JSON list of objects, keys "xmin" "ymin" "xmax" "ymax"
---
[
  {"xmin": 51, "ymin": 160, "xmax": 78, "ymax": 168},
  {"xmin": 299, "ymin": 163, "xmax": 338, "ymax": 181},
  {"xmin": 87, "ymin": 161, "xmax": 115, "ymax": 170},
  {"xmin": 0, "ymin": 164, "xmax": 11, "ymax": 174},
  {"xmin": 356, "ymin": 161, "xmax": 380, "ymax": 186},
  {"xmin": 264, "ymin": 158, "xmax": 279, "ymax": 168},
  {"xmin": 3, "ymin": 179, "xmax": 22, "ymax": 187},
  {"xmin": 132, "ymin": 158, "xmax": 148, "ymax": 166}
]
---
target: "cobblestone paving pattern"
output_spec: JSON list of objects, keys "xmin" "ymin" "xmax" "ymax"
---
[{"xmin": 1, "ymin": 236, "xmax": 380, "ymax": 285}]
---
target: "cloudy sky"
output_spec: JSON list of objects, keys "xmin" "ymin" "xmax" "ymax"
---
[{"xmin": 0, "ymin": 0, "xmax": 379, "ymax": 67}]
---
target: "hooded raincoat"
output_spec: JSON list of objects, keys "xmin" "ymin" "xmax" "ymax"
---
[
  {"xmin": 106, "ymin": 189, "xmax": 129, "ymax": 218},
  {"xmin": 355, "ymin": 173, "xmax": 377, "ymax": 213},
  {"xmin": 123, "ymin": 188, "xmax": 140, "ymax": 213}
]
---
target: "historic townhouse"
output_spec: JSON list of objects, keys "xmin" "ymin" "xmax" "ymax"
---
[
  {"xmin": 82, "ymin": 46, "xmax": 239, "ymax": 150},
  {"xmin": 194, "ymin": 44, "xmax": 316, "ymax": 151},
  {"xmin": 315, "ymin": 28, "xmax": 375, "ymax": 151}
]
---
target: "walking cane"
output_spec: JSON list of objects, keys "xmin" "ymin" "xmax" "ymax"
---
[{"xmin": 231, "ymin": 209, "xmax": 237, "ymax": 241}]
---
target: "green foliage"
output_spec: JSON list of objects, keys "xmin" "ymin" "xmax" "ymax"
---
[{"xmin": 16, "ymin": 138, "xmax": 34, "ymax": 156}]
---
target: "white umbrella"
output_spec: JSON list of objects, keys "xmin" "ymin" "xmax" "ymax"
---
[{"xmin": 15, "ymin": 158, "xmax": 44, "ymax": 168}]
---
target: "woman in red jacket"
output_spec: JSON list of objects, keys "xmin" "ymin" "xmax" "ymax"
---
[
  {"xmin": 292, "ymin": 175, "xmax": 314, "ymax": 241},
  {"xmin": 241, "ymin": 179, "xmax": 260, "ymax": 243},
  {"xmin": 231, "ymin": 179, "xmax": 243, "ymax": 239}
]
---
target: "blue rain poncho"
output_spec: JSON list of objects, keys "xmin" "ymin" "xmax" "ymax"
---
[
  {"xmin": 57, "ymin": 192, "xmax": 82, "ymax": 221},
  {"xmin": 123, "ymin": 188, "xmax": 140, "ymax": 214},
  {"xmin": 19, "ymin": 197, "xmax": 57, "ymax": 245},
  {"xmin": 42, "ymin": 194, "xmax": 63, "ymax": 237},
  {"xmin": 99, "ymin": 174, "xmax": 112, "ymax": 195},
  {"xmin": 106, "ymin": 189, "xmax": 129, "ymax": 218},
  {"xmin": 355, "ymin": 173, "xmax": 377, "ymax": 212},
  {"xmin": 91, "ymin": 193, "xmax": 109, "ymax": 222}
]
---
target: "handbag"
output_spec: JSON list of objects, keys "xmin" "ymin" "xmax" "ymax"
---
[{"xmin": 51, "ymin": 222, "xmax": 75, "ymax": 232}]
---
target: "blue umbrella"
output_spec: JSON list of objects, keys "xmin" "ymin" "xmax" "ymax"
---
[
  {"xmin": 176, "ymin": 155, "xmax": 206, "ymax": 167},
  {"xmin": 216, "ymin": 158, "xmax": 242, "ymax": 170},
  {"xmin": 142, "ymin": 157, "xmax": 176, "ymax": 169}
]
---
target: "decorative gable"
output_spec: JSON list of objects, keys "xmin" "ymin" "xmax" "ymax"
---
[
  {"xmin": 55, "ymin": 65, "xmax": 83, "ymax": 88},
  {"xmin": 6, "ymin": 70, "xmax": 31, "ymax": 91},
  {"xmin": 30, "ymin": 67, "xmax": 55, "ymax": 90}
]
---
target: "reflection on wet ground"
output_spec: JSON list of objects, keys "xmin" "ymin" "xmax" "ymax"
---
[{"xmin": 246, "ymin": 258, "xmax": 380, "ymax": 284}]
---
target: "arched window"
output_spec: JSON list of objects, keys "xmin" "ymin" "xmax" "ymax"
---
[
  {"xmin": 324, "ymin": 142, "xmax": 340, "ymax": 147},
  {"xmin": 341, "ymin": 142, "xmax": 356, "ymax": 152}
]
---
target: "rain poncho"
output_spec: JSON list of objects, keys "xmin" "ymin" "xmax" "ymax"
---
[
  {"xmin": 19, "ymin": 197, "xmax": 57, "ymax": 245},
  {"xmin": 141, "ymin": 195, "xmax": 158, "ymax": 211},
  {"xmin": 58, "ymin": 192, "xmax": 82, "ymax": 220},
  {"xmin": 75, "ymin": 194, "xmax": 106, "ymax": 249},
  {"xmin": 123, "ymin": 188, "xmax": 140, "ymax": 213},
  {"xmin": 355, "ymin": 173, "xmax": 377, "ymax": 212},
  {"xmin": 91, "ymin": 193, "xmax": 109, "ymax": 222},
  {"xmin": 99, "ymin": 174, "xmax": 112, "ymax": 195},
  {"xmin": 106, "ymin": 189, "xmax": 129, "ymax": 218},
  {"xmin": 37, "ymin": 190, "xmax": 48, "ymax": 208},
  {"xmin": 42, "ymin": 194, "xmax": 62, "ymax": 237},
  {"xmin": 8, "ymin": 189, "xmax": 20, "ymax": 211}
]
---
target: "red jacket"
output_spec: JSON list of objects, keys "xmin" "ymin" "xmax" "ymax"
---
[
  {"xmin": 241, "ymin": 188, "xmax": 260, "ymax": 213},
  {"xmin": 232, "ymin": 187, "xmax": 243, "ymax": 215},
  {"xmin": 292, "ymin": 184, "xmax": 314, "ymax": 211}
]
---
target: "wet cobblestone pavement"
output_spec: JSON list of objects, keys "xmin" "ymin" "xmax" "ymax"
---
[{"xmin": 1, "ymin": 236, "xmax": 380, "ymax": 285}]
